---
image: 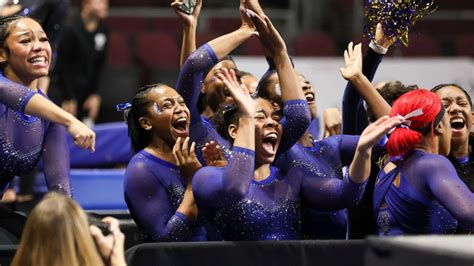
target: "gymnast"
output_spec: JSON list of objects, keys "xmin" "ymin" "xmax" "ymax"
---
[
  {"xmin": 0, "ymin": 15, "xmax": 95, "ymax": 196},
  {"xmin": 371, "ymin": 89, "xmax": 474, "ymax": 235},
  {"xmin": 191, "ymin": 8, "xmax": 402, "ymax": 240},
  {"xmin": 341, "ymin": 41, "xmax": 472, "ymax": 234},
  {"xmin": 175, "ymin": 0, "xmax": 309, "ymax": 163},
  {"xmin": 430, "ymin": 84, "xmax": 474, "ymax": 234},
  {"xmin": 122, "ymin": 83, "xmax": 211, "ymax": 241},
  {"xmin": 432, "ymin": 84, "xmax": 473, "ymax": 191}
]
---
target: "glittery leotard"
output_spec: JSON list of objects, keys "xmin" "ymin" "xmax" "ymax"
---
[
  {"xmin": 124, "ymin": 150, "xmax": 206, "ymax": 241},
  {"xmin": 176, "ymin": 44, "xmax": 311, "ymax": 164},
  {"xmin": 275, "ymin": 135, "xmax": 360, "ymax": 239},
  {"xmin": 0, "ymin": 75, "xmax": 71, "ymax": 196},
  {"xmin": 193, "ymin": 145, "xmax": 368, "ymax": 241},
  {"xmin": 374, "ymin": 151, "xmax": 474, "ymax": 235}
]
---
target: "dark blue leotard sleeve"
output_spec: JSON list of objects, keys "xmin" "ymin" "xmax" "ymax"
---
[
  {"xmin": 278, "ymin": 100, "xmax": 311, "ymax": 155},
  {"xmin": 295, "ymin": 166, "xmax": 368, "ymax": 211},
  {"xmin": 193, "ymin": 147, "xmax": 255, "ymax": 210},
  {"xmin": 416, "ymin": 155, "xmax": 474, "ymax": 232},
  {"xmin": 42, "ymin": 120, "xmax": 72, "ymax": 196},
  {"xmin": 124, "ymin": 157, "xmax": 196, "ymax": 241},
  {"xmin": 0, "ymin": 75, "xmax": 36, "ymax": 113},
  {"xmin": 176, "ymin": 44, "xmax": 218, "ymax": 125}
]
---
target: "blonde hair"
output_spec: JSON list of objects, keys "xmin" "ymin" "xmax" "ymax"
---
[{"xmin": 11, "ymin": 193, "xmax": 104, "ymax": 266}]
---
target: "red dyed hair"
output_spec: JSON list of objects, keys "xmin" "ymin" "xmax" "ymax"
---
[{"xmin": 386, "ymin": 89, "xmax": 444, "ymax": 157}]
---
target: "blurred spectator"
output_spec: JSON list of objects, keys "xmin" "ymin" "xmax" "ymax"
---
[
  {"xmin": 11, "ymin": 192, "xmax": 126, "ymax": 266},
  {"xmin": 49, "ymin": 0, "xmax": 109, "ymax": 127}
]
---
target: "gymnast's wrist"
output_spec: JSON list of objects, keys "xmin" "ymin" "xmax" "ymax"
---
[{"xmin": 369, "ymin": 40, "xmax": 388, "ymax": 55}]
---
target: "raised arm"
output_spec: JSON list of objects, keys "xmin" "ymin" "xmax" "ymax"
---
[
  {"xmin": 341, "ymin": 24, "xmax": 392, "ymax": 134},
  {"xmin": 300, "ymin": 116, "xmax": 401, "ymax": 210},
  {"xmin": 248, "ymin": 10, "xmax": 311, "ymax": 153},
  {"xmin": 171, "ymin": 0, "xmax": 202, "ymax": 67},
  {"xmin": 176, "ymin": 0, "xmax": 255, "ymax": 123},
  {"xmin": 340, "ymin": 42, "xmax": 391, "ymax": 121},
  {"xmin": 193, "ymin": 68, "xmax": 256, "ymax": 209}
]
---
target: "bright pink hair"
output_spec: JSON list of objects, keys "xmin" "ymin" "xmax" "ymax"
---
[{"xmin": 386, "ymin": 89, "xmax": 444, "ymax": 157}]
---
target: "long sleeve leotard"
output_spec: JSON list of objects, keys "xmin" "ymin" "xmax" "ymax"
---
[
  {"xmin": 374, "ymin": 151, "xmax": 474, "ymax": 235},
  {"xmin": 193, "ymin": 144, "xmax": 367, "ymax": 241},
  {"xmin": 0, "ymin": 76, "xmax": 71, "ymax": 196},
  {"xmin": 124, "ymin": 150, "xmax": 206, "ymax": 241},
  {"xmin": 341, "ymin": 48, "xmax": 385, "ymax": 238},
  {"xmin": 275, "ymin": 135, "xmax": 359, "ymax": 239},
  {"xmin": 176, "ymin": 44, "xmax": 310, "ymax": 164}
]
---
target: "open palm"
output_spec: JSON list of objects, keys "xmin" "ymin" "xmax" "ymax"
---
[{"xmin": 340, "ymin": 42, "xmax": 362, "ymax": 81}]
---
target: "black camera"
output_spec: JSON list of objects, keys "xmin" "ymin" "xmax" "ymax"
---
[{"xmin": 87, "ymin": 213, "xmax": 111, "ymax": 236}]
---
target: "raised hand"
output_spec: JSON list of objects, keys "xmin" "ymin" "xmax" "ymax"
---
[
  {"xmin": 173, "ymin": 137, "xmax": 202, "ymax": 179},
  {"xmin": 340, "ymin": 42, "xmax": 363, "ymax": 81},
  {"xmin": 202, "ymin": 141, "xmax": 227, "ymax": 167},
  {"xmin": 217, "ymin": 68, "xmax": 255, "ymax": 118},
  {"xmin": 374, "ymin": 23, "xmax": 395, "ymax": 49},
  {"xmin": 67, "ymin": 119, "xmax": 96, "ymax": 152},
  {"xmin": 357, "ymin": 115, "xmax": 402, "ymax": 152},
  {"xmin": 245, "ymin": 9, "xmax": 287, "ymax": 56},
  {"xmin": 242, "ymin": 0, "xmax": 265, "ymax": 17},
  {"xmin": 323, "ymin": 107, "xmax": 342, "ymax": 138},
  {"xmin": 239, "ymin": 0, "xmax": 256, "ymax": 31},
  {"xmin": 171, "ymin": 0, "xmax": 202, "ymax": 27}
]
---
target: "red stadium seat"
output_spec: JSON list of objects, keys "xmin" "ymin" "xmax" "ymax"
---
[
  {"xmin": 208, "ymin": 18, "xmax": 242, "ymax": 35},
  {"xmin": 292, "ymin": 32, "xmax": 336, "ymax": 56},
  {"xmin": 134, "ymin": 32, "xmax": 179, "ymax": 69},
  {"xmin": 149, "ymin": 17, "xmax": 184, "ymax": 37},
  {"xmin": 196, "ymin": 32, "xmax": 219, "ymax": 47},
  {"xmin": 107, "ymin": 32, "xmax": 132, "ymax": 66},
  {"xmin": 454, "ymin": 34, "xmax": 474, "ymax": 57},
  {"xmin": 400, "ymin": 34, "xmax": 441, "ymax": 57},
  {"xmin": 241, "ymin": 36, "xmax": 264, "ymax": 56},
  {"xmin": 106, "ymin": 17, "xmax": 149, "ymax": 33},
  {"xmin": 110, "ymin": 0, "xmax": 155, "ymax": 6}
]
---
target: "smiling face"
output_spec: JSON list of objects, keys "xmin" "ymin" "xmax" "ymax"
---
[
  {"xmin": 203, "ymin": 59, "xmax": 237, "ymax": 112},
  {"xmin": 0, "ymin": 18, "xmax": 51, "ymax": 85},
  {"xmin": 297, "ymin": 73, "xmax": 317, "ymax": 119},
  {"xmin": 437, "ymin": 113, "xmax": 452, "ymax": 157},
  {"xmin": 253, "ymin": 98, "xmax": 283, "ymax": 165},
  {"xmin": 140, "ymin": 85, "xmax": 191, "ymax": 144},
  {"xmin": 435, "ymin": 85, "xmax": 473, "ymax": 148}
]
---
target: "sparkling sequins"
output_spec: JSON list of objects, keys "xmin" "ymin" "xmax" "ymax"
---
[
  {"xmin": 213, "ymin": 184, "xmax": 301, "ymax": 241},
  {"xmin": 0, "ymin": 107, "xmax": 44, "ymax": 179},
  {"xmin": 168, "ymin": 184, "xmax": 186, "ymax": 208},
  {"xmin": 364, "ymin": 0, "xmax": 438, "ymax": 46},
  {"xmin": 377, "ymin": 208, "xmax": 391, "ymax": 236}
]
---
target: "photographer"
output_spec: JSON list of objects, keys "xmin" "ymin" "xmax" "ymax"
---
[{"xmin": 11, "ymin": 193, "xmax": 126, "ymax": 266}]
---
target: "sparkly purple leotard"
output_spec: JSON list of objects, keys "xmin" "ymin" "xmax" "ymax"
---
[
  {"xmin": 0, "ymin": 75, "xmax": 71, "ymax": 196},
  {"xmin": 176, "ymin": 44, "xmax": 311, "ymax": 164},
  {"xmin": 124, "ymin": 151, "xmax": 206, "ymax": 241},
  {"xmin": 374, "ymin": 151, "xmax": 474, "ymax": 235},
  {"xmin": 275, "ymin": 135, "xmax": 360, "ymax": 239},
  {"xmin": 193, "ymin": 145, "xmax": 368, "ymax": 241}
]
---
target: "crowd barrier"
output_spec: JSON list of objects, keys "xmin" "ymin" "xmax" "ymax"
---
[{"xmin": 125, "ymin": 236, "xmax": 474, "ymax": 266}]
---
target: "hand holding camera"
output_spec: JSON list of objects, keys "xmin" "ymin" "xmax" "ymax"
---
[{"xmin": 89, "ymin": 216, "xmax": 127, "ymax": 266}]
